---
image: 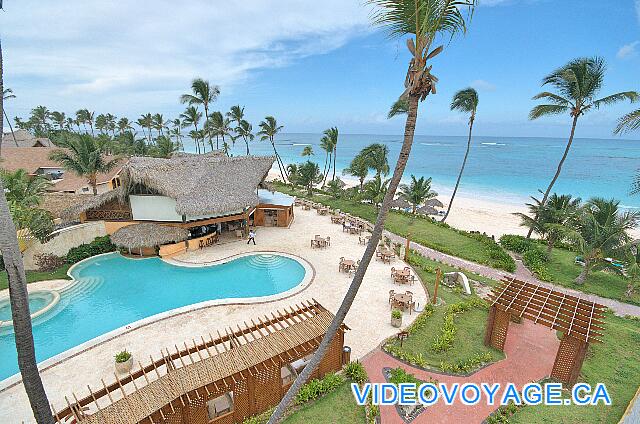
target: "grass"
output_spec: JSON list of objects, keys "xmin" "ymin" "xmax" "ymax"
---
[
  {"xmin": 0, "ymin": 264, "xmax": 72, "ymax": 290},
  {"xmin": 542, "ymin": 248, "xmax": 640, "ymax": 306},
  {"xmin": 281, "ymin": 381, "xmax": 366, "ymax": 424},
  {"xmin": 276, "ymin": 182, "xmax": 515, "ymax": 272},
  {"xmin": 510, "ymin": 313, "xmax": 640, "ymax": 423},
  {"xmin": 385, "ymin": 251, "xmax": 505, "ymax": 371}
]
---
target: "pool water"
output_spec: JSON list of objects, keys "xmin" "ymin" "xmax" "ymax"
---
[
  {"xmin": 0, "ymin": 292, "xmax": 55, "ymax": 322},
  {"xmin": 0, "ymin": 253, "xmax": 306, "ymax": 382}
]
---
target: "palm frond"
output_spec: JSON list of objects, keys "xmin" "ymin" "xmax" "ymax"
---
[
  {"xmin": 614, "ymin": 108, "xmax": 640, "ymax": 135},
  {"xmin": 528, "ymin": 104, "xmax": 570, "ymax": 120},
  {"xmin": 593, "ymin": 91, "xmax": 639, "ymax": 109},
  {"xmin": 388, "ymin": 96, "xmax": 409, "ymax": 118},
  {"xmin": 531, "ymin": 91, "xmax": 571, "ymax": 106},
  {"xmin": 450, "ymin": 87, "xmax": 478, "ymax": 113}
]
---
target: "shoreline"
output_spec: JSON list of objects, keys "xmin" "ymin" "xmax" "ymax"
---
[{"xmin": 266, "ymin": 170, "xmax": 530, "ymax": 238}]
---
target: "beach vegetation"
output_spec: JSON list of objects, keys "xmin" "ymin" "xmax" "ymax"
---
[
  {"xmin": 343, "ymin": 151, "xmax": 370, "ymax": 191},
  {"xmin": 362, "ymin": 174, "xmax": 390, "ymax": 209},
  {"xmin": 320, "ymin": 127, "xmax": 339, "ymax": 186},
  {"xmin": 257, "ymin": 116, "xmax": 288, "ymax": 181},
  {"xmin": 398, "ymin": 174, "xmax": 438, "ymax": 214},
  {"xmin": 527, "ymin": 57, "xmax": 638, "ymax": 237},
  {"xmin": 180, "ymin": 78, "xmax": 220, "ymax": 151},
  {"xmin": 441, "ymin": 87, "xmax": 478, "ymax": 222}
]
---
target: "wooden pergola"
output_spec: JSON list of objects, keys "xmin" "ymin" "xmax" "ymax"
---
[
  {"xmin": 53, "ymin": 300, "xmax": 348, "ymax": 424},
  {"xmin": 485, "ymin": 277, "xmax": 606, "ymax": 386}
]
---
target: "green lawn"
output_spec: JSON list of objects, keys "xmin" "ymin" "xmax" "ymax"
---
[
  {"xmin": 385, "ymin": 252, "xmax": 505, "ymax": 371},
  {"xmin": 510, "ymin": 313, "xmax": 640, "ymax": 423},
  {"xmin": 0, "ymin": 264, "xmax": 72, "ymax": 290},
  {"xmin": 276, "ymin": 183, "xmax": 515, "ymax": 272},
  {"xmin": 282, "ymin": 381, "xmax": 365, "ymax": 424},
  {"xmin": 543, "ymin": 248, "xmax": 640, "ymax": 306}
]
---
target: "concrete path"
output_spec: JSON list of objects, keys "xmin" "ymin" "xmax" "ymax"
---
[
  {"xmin": 362, "ymin": 319, "xmax": 560, "ymax": 424},
  {"xmin": 384, "ymin": 231, "xmax": 640, "ymax": 317}
]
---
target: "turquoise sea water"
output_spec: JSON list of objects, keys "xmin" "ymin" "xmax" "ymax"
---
[
  {"xmin": 190, "ymin": 133, "xmax": 640, "ymax": 208},
  {"xmin": 0, "ymin": 253, "xmax": 305, "ymax": 382}
]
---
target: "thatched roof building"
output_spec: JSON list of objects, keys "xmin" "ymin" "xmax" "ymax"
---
[
  {"xmin": 66, "ymin": 153, "xmax": 275, "ymax": 220},
  {"xmin": 425, "ymin": 198, "xmax": 444, "ymax": 208},
  {"xmin": 2, "ymin": 129, "xmax": 52, "ymax": 148},
  {"xmin": 417, "ymin": 205, "xmax": 438, "ymax": 215},
  {"xmin": 391, "ymin": 198, "xmax": 411, "ymax": 209},
  {"xmin": 111, "ymin": 223, "xmax": 190, "ymax": 248}
]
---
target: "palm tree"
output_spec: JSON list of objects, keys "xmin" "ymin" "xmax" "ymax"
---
[
  {"xmin": 65, "ymin": 117, "xmax": 75, "ymax": 132},
  {"xmin": 360, "ymin": 143, "xmax": 390, "ymax": 177},
  {"xmin": 257, "ymin": 116, "xmax": 288, "ymax": 181},
  {"xmin": 180, "ymin": 106, "xmax": 203, "ymax": 154},
  {"xmin": 614, "ymin": 108, "xmax": 640, "ymax": 135},
  {"xmin": 50, "ymin": 111, "xmax": 66, "ymax": 131},
  {"xmin": 363, "ymin": 174, "xmax": 390, "ymax": 209},
  {"xmin": 181, "ymin": 79, "xmax": 219, "ymax": 150},
  {"xmin": 49, "ymin": 134, "xmax": 119, "ymax": 195},
  {"xmin": 77, "ymin": 109, "xmax": 95, "ymax": 136},
  {"xmin": 319, "ymin": 133, "xmax": 334, "ymax": 185},
  {"xmin": 2, "ymin": 87, "xmax": 18, "ymax": 151},
  {"xmin": 324, "ymin": 127, "xmax": 339, "ymax": 183},
  {"xmin": 572, "ymin": 198, "xmax": 639, "ymax": 284},
  {"xmin": 151, "ymin": 135, "xmax": 179, "ymax": 158},
  {"xmin": 399, "ymin": 175, "xmax": 438, "ymax": 214},
  {"xmin": 0, "ymin": 37, "xmax": 55, "ymax": 424},
  {"xmin": 294, "ymin": 161, "xmax": 322, "ymax": 195},
  {"xmin": 95, "ymin": 114, "xmax": 107, "ymax": 135},
  {"xmin": 152, "ymin": 113, "xmax": 167, "ymax": 138},
  {"xmin": 105, "ymin": 113, "xmax": 117, "ymax": 137},
  {"xmin": 236, "ymin": 120, "xmax": 254, "ymax": 155},
  {"xmin": 441, "ymin": 87, "xmax": 478, "ymax": 222},
  {"xmin": 301, "ymin": 146, "xmax": 314, "ymax": 157},
  {"xmin": 515, "ymin": 193, "xmax": 581, "ymax": 256},
  {"xmin": 117, "ymin": 117, "xmax": 133, "ymax": 135},
  {"xmin": 30, "ymin": 106, "xmax": 50, "ymax": 136},
  {"xmin": 210, "ymin": 112, "xmax": 233, "ymax": 156},
  {"xmin": 268, "ymin": 2, "xmax": 476, "ymax": 421},
  {"xmin": 527, "ymin": 57, "xmax": 638, "ymax": 237},
  {"xmin": 227, "ymin": 105, "xmax": 246, "ymax": 154},
  {"xmin": 343, "ymin": 152, "xmax": 369, "ymax": 191}
]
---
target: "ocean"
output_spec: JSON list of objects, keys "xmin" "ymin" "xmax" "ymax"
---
[{"xmin": 184, "ymin": 133, "xmax": 640, "ymax": 209}]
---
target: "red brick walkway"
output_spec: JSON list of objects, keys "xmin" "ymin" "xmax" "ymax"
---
[{"xmin": 362, "ymin": 319, "xmax": 560, "ymax": 423}]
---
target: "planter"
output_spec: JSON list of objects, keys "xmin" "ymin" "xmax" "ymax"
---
[
  {"xmin": 115, "ymin": 357, "xmax": 133, "ymax": 374},
  {"xmin": 391, "ymin": 316, "xmax": 402, "ymax": 328}
]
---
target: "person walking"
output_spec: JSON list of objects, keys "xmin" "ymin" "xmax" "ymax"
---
[{"xmin": 247, "ymin": 228, "xmax": 256, "ymax": 245}]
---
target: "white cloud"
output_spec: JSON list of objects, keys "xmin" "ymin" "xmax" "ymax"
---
[
  {"xmin": 617, "ymin": 41, "xmax": 639, "ymax": 59},
  {"xmin": 0, "ymin": 0, "xmax": 370, "ymax": 114},
  {"xmin": 470, "ymin": 79, "xmax": 496, "ymax": 91}
]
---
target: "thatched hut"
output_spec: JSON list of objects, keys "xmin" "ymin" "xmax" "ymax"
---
[
  {"xmin": 417, "ymin": 205, "xmax": 439, "ymax": 215},
  {"xmin": 111, "ymin": 223, "xmax": 190, "ymax": 255},
  {"xmin": 425, "ymin": 198, "xmax": 444, "ymax": 208},
  {"xmin": 391, "ymin": 198, "xmax": 411, "ymax": 210}
]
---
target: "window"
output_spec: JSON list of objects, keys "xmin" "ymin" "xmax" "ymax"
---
[{"xmin": 206, "ymin": 392, "xmax": 234, "ymax": 420}]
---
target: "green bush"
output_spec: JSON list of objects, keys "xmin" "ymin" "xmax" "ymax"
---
[
  {"xmin": 440, "ymin": 352, "xmax": 493, "ymax": 374},
  {"xmin": 344, "ymin": 361, "xmax": 368, "ymax": 385},
  {"xmin": 391, "ymin": 309, "xmax": 402, "ymax": 319},
  {"xmin": 388, "ymin": 367, "xmax": 421, "ymax": 385},
  {"xmin": 469, "ymin": 233, "xmax": 516, "ymax": 272},
  {"xmin": 114, "ymin": 350, "xmax": 131, "ymax": 363},
  {"xmin": 66, "ymin": 236, "xmax": 116, "ymax": 264},
  {"xmin": 500, "ymin": 234, "xmax": 552, "ymax": 281},
  {"xmin": 295, "ymin": 372, "xmax": 345, "ymax": 405},
  {"xmin": 499, "ymin": 234, "xmax": 532, "ymax": 254}
]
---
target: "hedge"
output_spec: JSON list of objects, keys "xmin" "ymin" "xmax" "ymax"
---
[{"xmin": 66, "ymin": 236, "xmax": 117, "ymax": 264}]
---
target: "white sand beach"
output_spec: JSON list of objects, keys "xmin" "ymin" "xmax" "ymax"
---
[{"xmin": 267, "ymin": 170, "xmax": 530, "ymax": 238}]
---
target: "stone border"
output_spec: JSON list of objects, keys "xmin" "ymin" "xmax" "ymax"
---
[
  {"xmin": 0, "ymin": 290, "xmax": 60, "ymax": 329},
  {"xmin": 0, "ymin": 250, "xmax": 316, "ymax": 392}
]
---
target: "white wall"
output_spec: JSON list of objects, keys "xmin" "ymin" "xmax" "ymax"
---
[
  {"xmin": 22, "ymin": 221, "xmax": 107, "ymax": 270},
  {"xmin": 130, "ymin": 195, "xmax": 183, "ymax": 222}
]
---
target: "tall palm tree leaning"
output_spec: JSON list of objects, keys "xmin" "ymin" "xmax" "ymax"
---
[
  {"xmin": 257, "ymin": 116, "xmax": 288, "ymax": 181},
  {"xmin": 526, "ymin": 56, "xmax": 638, "ymax": 237},
  {"xmin": 2, "ymin": 87, "xmax": 19, "ymax": 152},
  {"xmin": 399, "ymin": 175, "xmax": 438, "ymax": 214},
  {"xmin": 267, "ymin": 2, "xmax": 476, "ymax": 422},
  {"xmin": 0, "ymin": 32, "xmax": 55, "ymax": 424},
  {"xmin": 49, "ymin": 134, "xmax": 119, "ymax": 195},
  {"xmin": 441, "ymin": 87, "xmax": 478, "ymax": 222},
  {"xmin": 614, "ymin": 108, "xmax": 640, "ymax": 193}
]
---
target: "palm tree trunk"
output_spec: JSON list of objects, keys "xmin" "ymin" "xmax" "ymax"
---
[
  {"xmin": 575, "ymin": 260, "xmax": 590, "ymax": 284},
  {"xmin": 271, "ymin": 140, "xmax": 287, "ymax": 182},
  {"xmin": 546, "ymin": 237, "xmax": 555, "ymax": 257},
  {"xmin": 527, "ymin": 114, "xmax": 579, "ymax": 238},
  {"xmin": 0, "ymin": 40, "xmax": 54, "ymax": 423},
  {"xmin": 321, "ymin": 152, "xmax": 329, "ymax": 183},
  {"xmin": 245, "ymin": 137, "xmax": 250, "ymax": 155},
  {"xmin": 90, "ymin": 174, "xmax": 98, "ymax": 195},
  {"xmin": 322, "ymin": 151, "xmax": 332, "ymax": 187},
  {"xmin": 441, "ymin": 117, "xmax": 473, "ymax": 222},
  {"xmin": 332, "ymin": 146, "xmax": 337, "ymax": 182},
  {"xmin": 267, "ymin": 93, "xmax": 421, "ymax": 424},
  {"xmin": 3, "ymin": 109, "xmax": 19, "ymax": 152}
]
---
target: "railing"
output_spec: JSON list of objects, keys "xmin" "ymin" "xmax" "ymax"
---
[{"xmin": 85, "ymin": 210, "xmax": 132, "ymax": 221}]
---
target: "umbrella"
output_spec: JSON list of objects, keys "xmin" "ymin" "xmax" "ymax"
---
[
  {"xmin": 417, "ymin": 205, "xmax": 438, "ymax": 215},
  {"xmin": 425, "ymin": 198, "xmax": 444, "ymax": 208},
  {"xmin": 391, "ymin": 198, "xmax": 411, "ymax": 209}
]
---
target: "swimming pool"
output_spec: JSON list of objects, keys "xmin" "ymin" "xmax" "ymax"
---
[{"xmin": 0, "ymin": 252, "xmax": 307, "ymax": 382}]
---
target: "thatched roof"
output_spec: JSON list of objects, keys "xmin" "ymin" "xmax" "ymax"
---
[
  {"xmin": 2, "ymin": 129, "xmax": 52, "ymax": 147},
  {"xmin": 65, "ymin": 153, "xmax": 275, "ymax": 219},
  {"xmin": 111, "ymin": 223, "xmax": 189, "ymax": 248},
  {"xmin": 417, "ymin": 205, "xmax": 438, "ymax": 215},
  {"xmin": 391, "ymin": 198, "xmax": 411, "ymax": 209},
  {"xmin": 425, "ymin": 198, "xmax": 444, "ymax": 208}
]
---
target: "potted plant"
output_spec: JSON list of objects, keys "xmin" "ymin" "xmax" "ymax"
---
[
  {"xmin": 391, "ymin": 309, "xmax": 403, "ymax": 328},
  {"xmin": 115, "ymin": 350, "xmax": 133, "ymax": 374}
]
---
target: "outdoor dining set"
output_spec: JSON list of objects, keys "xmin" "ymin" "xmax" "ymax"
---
[
  {"xmin": 338, "ymin": 257, "xmax": 360, "ymax": 275},
  {"xmin": 389, "ymin": 290, "xmax": 416, "ymax": 314},
  {"xmin": 391, "ymin": 266, "xmax": 416, "ymax": 285},
  {"xmin": 310, "ymin": 235, "xmax": 331, "ymax": 248},
  {"xmin": 376, "ymin": 245, "xmax": 396, "ymax": 264}
]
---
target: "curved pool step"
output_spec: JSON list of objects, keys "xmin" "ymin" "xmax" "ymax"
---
[
  {"xmin": 244, "ymin": 254, "xmax": 293, "ymax": 270},
  {"xmin": 59, "ymin": 276, "xmax": 105, "ymax": 304}
]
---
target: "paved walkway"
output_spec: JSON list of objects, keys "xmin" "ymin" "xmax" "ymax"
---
[
  {"xmin": 385, "ymin": 232, "xmax": 640, "ymax": 317},
  {"xmin": 362, "ymin": 319, "xmax": 560, "ymax": 424}
]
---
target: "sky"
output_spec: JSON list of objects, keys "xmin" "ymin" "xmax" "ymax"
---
[{"xmin": 1, "ymin": 0, "xmax": 639, "ymax": 139}]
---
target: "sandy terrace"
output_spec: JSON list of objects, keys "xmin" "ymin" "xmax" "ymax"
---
[{"xmin": 0, "ymin": 205, "xmax": 427, "ymax": 423}]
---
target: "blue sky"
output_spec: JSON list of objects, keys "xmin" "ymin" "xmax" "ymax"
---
[{"xmin": 1, "ymin": 0, "xmax": 639, "ymax": 139}]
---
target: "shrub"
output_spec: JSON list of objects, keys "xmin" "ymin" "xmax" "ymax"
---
[
  {"xmin": 499, "ymin": 234, "xmax": 531, "ymax": 254},
  {"xmin": 66, "ymin": 236, "xmax": 116, "ymax": 264},
  {"xmin": 440, "ymin": 352, "xmax": 493, "ymax": 374},
  {"xmin": 295, "ymin": 372, "xmax": 345, "ymax": 405},
  {"xmin": 34, "ymin": 253, "xmax": 67, "ymax": 272},
  {"xmin": 391, "ymin": 309, "xmax": 402, "ymax": 320},
  {"xmin": 114, "ymin": 350, "xmax": 131, "ymax": 363},
  {"xmin": 500, "ymin": 234, "xmax": 552, "ymax": 281},
  {"xmin": 344, "ymin": 361, "xmax": 368, "ymax": 384},
  {"xmin": 388, "ymin": 367, "xmax": 420, "ymax": 385}
]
